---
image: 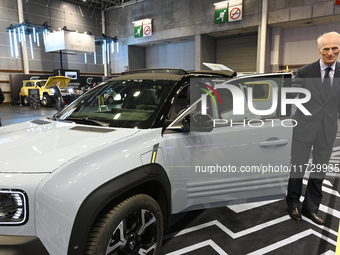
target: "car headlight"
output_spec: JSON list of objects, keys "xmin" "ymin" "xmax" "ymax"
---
[
  {"xmin": 0, "ymin": 190, "xmax": 28, "ymax": 225},
  {"xmin": 50, "ymin": 88, "xmax": 55, "ymax": 94}
]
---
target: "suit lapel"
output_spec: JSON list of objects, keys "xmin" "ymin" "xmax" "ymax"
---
[{"xmin": 310, "ymin": 61, "xmax": 325, "ymax": 101}]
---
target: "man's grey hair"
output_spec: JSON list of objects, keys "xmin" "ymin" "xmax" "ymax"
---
[{"xmin": 317, "ymin": 31, "xmax": 340, "ymax": 49}]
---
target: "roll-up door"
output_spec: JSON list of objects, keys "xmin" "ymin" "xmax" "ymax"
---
[{"xmin": 216, "ymin": 33, "xmax": 257, "ymax": 73}]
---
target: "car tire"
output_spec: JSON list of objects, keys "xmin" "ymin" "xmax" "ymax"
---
[
  {"xmin": 22, "ymin": 96, "xmax": 29, "ymax": 106},
  {"xmin": 41, "ymin": 95, "xmax": 52, "ymax": 107},
  {"xmin": 84, "ymin": 194, "xmax": 163, "ymax": 255}
]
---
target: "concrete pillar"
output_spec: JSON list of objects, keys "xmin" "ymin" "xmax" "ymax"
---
[
  {"xmin": 17, "ymin": 0, "xmax": 29, "ymax": 74},
  {"xmin": 258, "ymin": 0, "xmax": 268, "ymax": 73},
  {"xmin": 195, "ymin": 34, "xmax": 216, "ymax": 71},
  {"xmin": 270, "ymin": 27, "xmax": 282, "ymax": 72}
]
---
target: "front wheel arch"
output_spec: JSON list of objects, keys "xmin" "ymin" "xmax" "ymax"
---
[{"xmin": 67, "ymin": 164, "xmax": 171, "ymax": 255}]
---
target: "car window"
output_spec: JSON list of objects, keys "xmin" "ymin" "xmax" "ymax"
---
[
  {"xmin": 167, "ymin": 85, "xmax": 190, "ymax": 122},
  {"xmin": 214, "ymin": 77, "xmax": 280, "ymax": 122},
  {"xmin": 25, "ymin": 82, "xmax": 33, "ymax": 87},
  {"xmin": 166, "ymin": 79, "xmax": 219, "ymax": 129},
  {"xmin": 57, "ymin": 79, "xmax": 176, "ymax": 129}
]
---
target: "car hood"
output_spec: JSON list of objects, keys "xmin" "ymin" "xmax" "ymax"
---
[
  {"xmin": 45, "ymin": 76, "xmax": 71, "ymax": 89},
  {"xmin": 0, "ymin": 119, "xmax": 140, "ymax": 173}
]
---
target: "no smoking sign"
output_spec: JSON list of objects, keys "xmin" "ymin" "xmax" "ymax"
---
[
  {"xmin": 143, "ymin": 24, "xmax": 152, "ymax": 37},
  {"xmin": 228, "ymin": 5, "xmax": 242, "ymax": 22}
]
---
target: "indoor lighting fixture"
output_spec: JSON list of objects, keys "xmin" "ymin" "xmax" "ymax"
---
[
  {"xmin": 29, "ymin": 34, "xmax": 34, "ymax": 59},
  {"xmin": 107, "ymin": 41, "xmax": 110, "ymax": 64},
  {"xmin": 95, "ymin": 34, "xmax": 119, "ymax": 65},
  {"xmin": 214, "ymin": 0, "xmax": 242, "ymax": 7},
  {"xmin": 13, "ymin": 29, "xmax": 18, "ymax": 58},
  {"xmin": 102, "ymin": 44, "xmax": 105, "ymax": 64},
  {"xmin": 214, "ymin": 0, "xmax": 228, "ymax": 8},
  {"xmin": 8, "ymin": 30, "xmax": 13, "ymax": 57},
  {"xmin": 7, "ymin": 19, "xmax": 50, "ymax": 59},
  {"xmin": 132, "ymin": 18, "xmax": 152, "ymax": 24},
  {"xmin": 36, "ymin": 33, "xmax": 40, "ymax": 46}
]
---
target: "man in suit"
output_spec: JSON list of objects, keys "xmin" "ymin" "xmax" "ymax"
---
[
  {"xmin": 54, "ymin": 81, "xmax": 63, "ymax": 111},
  {"xmin": 286, "ymin": 31, "xmax": 340, "ymax": 225}
]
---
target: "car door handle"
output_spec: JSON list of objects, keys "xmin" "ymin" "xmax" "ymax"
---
[{"xmin": 259, "ymin": 138, "xmax": 288, "ymax": 147}]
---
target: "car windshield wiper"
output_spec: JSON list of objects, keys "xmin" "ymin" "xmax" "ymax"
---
[{"xmin": 65, "ymin": 117, "xmax": 110, "ymax": 127}]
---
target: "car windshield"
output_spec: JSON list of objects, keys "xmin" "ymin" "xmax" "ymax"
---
[{"xmin": 55, "ymin": 78, "xmax": 176, "ymax": 128}]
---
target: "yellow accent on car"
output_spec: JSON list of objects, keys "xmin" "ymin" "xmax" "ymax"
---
[{"xmin": 151, "ymin": 150, "xmax": 157, "ymax": 163}]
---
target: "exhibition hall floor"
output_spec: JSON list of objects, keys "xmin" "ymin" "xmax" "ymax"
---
[
  {"xmin": 1, "ymin": 104, "xmax": 56, "ymax": 126},
  {"xmin": 0, "ymin": 104, "xmax": 339, "ymax": 255}
]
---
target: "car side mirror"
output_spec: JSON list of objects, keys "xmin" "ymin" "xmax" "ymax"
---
[{"xmin": 182, "ymin": 112, "xmax": 214, "ymax": 132}]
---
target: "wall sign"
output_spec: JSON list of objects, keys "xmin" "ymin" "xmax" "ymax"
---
[
  {"xmin": 228, "ymin": 6, "xmax": 242, "ymax": 22},
  {"xmin": 143, "ymin": 25, "xmax": 152, "ymax": 37},
  {"xmin": 132, "ymin": 19, "xmax": 152, "ymax": 38},
  {"xmin": 134, "ymin": 26, "xmax": 143, "ymax": 38},
  {"xmin": 214, "ymin": 0, "xmax": 243, "ymax": 24}
]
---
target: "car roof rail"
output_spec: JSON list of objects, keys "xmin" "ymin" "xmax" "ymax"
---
[
  {"xmin": 121, "ymin": 68, "xmax": 188, "ymax": 76},
  {"xmin": 188, "ymin": 70, "xmax": 237, "ymax": 77}
]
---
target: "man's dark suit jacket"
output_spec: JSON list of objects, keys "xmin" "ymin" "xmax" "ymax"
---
[
  {"xmin": 292, "ymin": 60, "xmax": 340, "ymax": 144},
  {"xmin": 54, "ymin": 85, "xmax": 62, "ymax": 99}
]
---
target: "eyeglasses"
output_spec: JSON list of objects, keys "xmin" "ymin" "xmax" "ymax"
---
[{"xmin": 322, "ymin": 47, "xmax": 340, "ymax": 53}]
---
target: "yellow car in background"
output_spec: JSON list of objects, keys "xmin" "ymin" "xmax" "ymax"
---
[{"xmin": 20, "ymin": 76, "xmax": 71, "ymax": 107}]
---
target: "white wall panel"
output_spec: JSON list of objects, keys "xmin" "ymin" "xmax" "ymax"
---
[{"xmin": 281, "ymin": 23, "xmax": 340, "ymax": 66}]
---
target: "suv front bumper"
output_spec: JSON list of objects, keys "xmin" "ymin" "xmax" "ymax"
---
[{"xmin": 0, "ymin": 235, "xmax": 49, "ymax": 255}]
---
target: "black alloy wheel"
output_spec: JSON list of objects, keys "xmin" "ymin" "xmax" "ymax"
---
[{"xmin": 84, "ymin": 194, "xmax": 163, "ymax": 255}]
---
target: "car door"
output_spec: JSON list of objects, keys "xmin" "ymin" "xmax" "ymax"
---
[{"xmin": 163, "ymin": 73, "xmax": 294, "ymax": 214}]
